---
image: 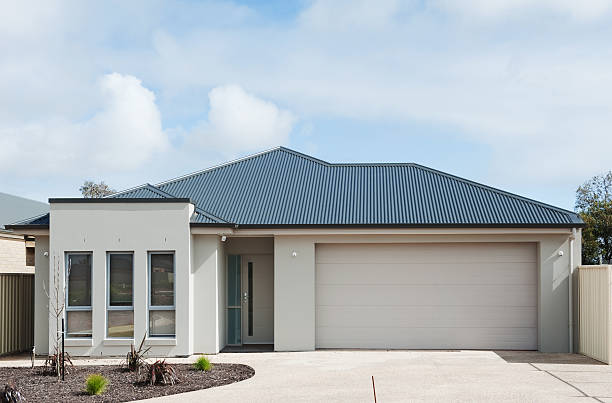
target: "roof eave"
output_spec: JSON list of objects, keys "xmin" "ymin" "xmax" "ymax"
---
[
  {"xmin": 193, "ymin": 222, "xmax": 586, "ymax": 229},
  {"xmin": 49, "ymin": 197, "xmax": 193, "ymax": 204},
  {"xmin": 4, "ymin": 224, "xmax": 50, "ymax": 230},
  {"xmin": 190, "ymin": 222, "xmax": 236, "ymax": 228}
]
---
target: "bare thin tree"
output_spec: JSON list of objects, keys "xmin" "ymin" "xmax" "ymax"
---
[{"xmin": 43, "ymin": 254, "xmax": 65, "ymax": 378}]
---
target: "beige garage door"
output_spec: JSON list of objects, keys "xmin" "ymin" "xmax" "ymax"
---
[{"xmin": 315, "ymin": 243, "xmax": 537, "ymax": 350}]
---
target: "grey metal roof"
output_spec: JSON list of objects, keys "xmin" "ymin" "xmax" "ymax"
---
[
  {"xmin": 0, "ymin": 192, "xmax": 49, "ymax": 229},
  {"xmin": 114, "ymin": 147, "xmax": 583, "ymax": 227},
  {"xmin": 9, "ymin": 147, "xmax": 584, "ymax": 229},
  {"xmin": 8, "ymin": 212, "xmax": 50, "ymax": 227},
  {"xmin": 111, "ymin": 184, "xmax": 174, "ymax": 199}
]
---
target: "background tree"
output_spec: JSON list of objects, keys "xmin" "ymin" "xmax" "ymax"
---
[
  {"xmin": 575, "ymin": 171, "xmax": 612, "ymax": 264},
  {"xmin": 79, "ymin": 181, "xmax": 115, "ymax": 198}
]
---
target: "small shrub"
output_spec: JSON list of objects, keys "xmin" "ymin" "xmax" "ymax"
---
[
  {"xmin": 126, "ymin": 335, "xmax": 150, "ymax": 372},
  {"xmin": 43, "ymin": 351, "xmax": 74, "ymax": 376},
  {"xmin": 85, "ymin": 374, "xmax": 108, "ymax": 396},
  {"xmin": 141, "ymin": 360, "xmax": 180, "ymax": 386},
  {"xmin": 193, "ymin": 356, "xmax": 213, "ymax": 372},
  {"xmin": 0, "ymin": 381, "xmax": 23, "ymax": 402}
]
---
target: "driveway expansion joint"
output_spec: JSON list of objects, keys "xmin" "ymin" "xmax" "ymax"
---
[{"xmin": 529, "ymin": 363, "xmax": 605, "ymax": 403}]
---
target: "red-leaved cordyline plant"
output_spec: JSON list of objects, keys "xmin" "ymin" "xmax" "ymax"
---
[
  {"xmin": 141, "ymin": 360, "xmax": 180, "ymax": 386},
  {"xmin": 126, "ymin": 334, "xmax": 150, "ymax": 372}
]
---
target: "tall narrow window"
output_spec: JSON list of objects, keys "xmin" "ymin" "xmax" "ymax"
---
[
  {"xmin": 107, "ymin": 253, "xmax": 134, "ymax": 338},
  {"xmin": 248, "ymin": 262, "xmax": 253, "ymax": 337},
  {"xmin": 66, "ymin": 253, "xmax": 92, "ymax": 338},
  {"xmin": 148, "ymin": 252, "xmax": 175, "ymax": 337}
]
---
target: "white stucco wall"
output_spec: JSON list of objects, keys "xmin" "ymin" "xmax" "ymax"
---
[
  {"xmin": 273, "ymin": 230, "xmax": 581, "ymax": 353},
  {"xmin": 274, "ymin": 237, "xmax": 315, "ymax": 351},
  {"xmin": 34, "ymin": 235, "xmax": 49, "ymax": 355},
  {"xmin": 217, "ymin": 239, "xmax": 226, "ymax": 351},
  {"xmin": 40, "ymin": 211, "xmax": 581, "ymax": 356},
  {"xmin": 191, "ymin": 234, "xmax": 225, "ymax": 354},
  {"xmin": 48, "ymin": 202, "xmax": 194, "ymax": 357}
]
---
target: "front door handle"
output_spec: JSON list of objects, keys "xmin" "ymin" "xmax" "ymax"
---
[{"xmin": 243, "ymin": 292, "xmax": 248, "ymax": 303}]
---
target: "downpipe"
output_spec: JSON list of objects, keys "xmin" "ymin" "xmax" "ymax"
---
[{"xmin": 568, "ymin": 228, "xmax": 576, "ymax": 353}]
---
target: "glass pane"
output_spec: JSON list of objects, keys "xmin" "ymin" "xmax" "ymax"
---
[
  {"xmin": 67, "ymin": 311, "xmax": 92, "ymax": 338},
  {"xmin": 109, "ymin": 254, "xmax": 133, "ymax": 306},
  {"xmin": 149, "ymin": 310, "xmax": 175, "ymax": 337},
  {"xmin": 150, "ymin": 254, "xmax": 174, "ymax": 306},
  {"xmin": 248, "ymin": 262, "xmax": 253, "ymax": 337},
  {"xmin": 67, "ymin": 254, "xmax": 91, "ymax": 307},
  {"xmin": 227, "ymin": 255, "xmax": 241, "ymax": 306},
  {"xmin": 108, "ymin": 310, "xmax": 134, "ymax": 338},
  {"xmin": 227, "ymin": 308, "xmax": 241, "ymax": 345}
]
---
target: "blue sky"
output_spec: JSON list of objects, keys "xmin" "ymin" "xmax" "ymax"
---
[{"xmin": 1, "ymin": 0, "xmax": 611, "ymax": 211}]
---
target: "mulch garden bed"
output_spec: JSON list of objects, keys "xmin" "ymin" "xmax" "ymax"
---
[{"xmin": 0, "ymin": 363, "xmax": 254, "ymax": 402}]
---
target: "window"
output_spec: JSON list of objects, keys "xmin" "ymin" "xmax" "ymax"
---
[
  {"xmin": 65, "ymin": 253, "xmax": 92, "ymax": 338},
  {"xmin": 148, "ymin": 252, "xmax": 175, "ymax": 337},
  {"xmin": 26, "ymin": 247, "xmax": 35, "ymax": 267},
  {"xmin": 107, "ymin": 253, "xmax": 134, "ymax": 338}
]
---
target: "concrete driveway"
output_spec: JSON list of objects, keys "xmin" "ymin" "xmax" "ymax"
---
[{"xmin": 140, "ymin": 350, "xmax": 612, "ymax": 402}]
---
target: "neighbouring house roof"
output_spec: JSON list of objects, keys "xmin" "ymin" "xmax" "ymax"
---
[
  {"xmin": 0, "ymin": 192, "xmax": 49, "ymax": 231},
  {"xmin": 7, "ymin": 147, "xmax": 584, "ymax": 229}
]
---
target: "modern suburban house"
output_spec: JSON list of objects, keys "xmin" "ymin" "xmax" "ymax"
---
[
  {"xmin": 0, "ymin": 192, "xmax": 48, "ymax": 274},
  {"xmin": 6, "ymin": 147, "xmax": 584, "ymax": 357}
]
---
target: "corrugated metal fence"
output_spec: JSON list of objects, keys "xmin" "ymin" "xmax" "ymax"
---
[
  {"xmin": 579, "ymin": 265, "xmax": 612, "ymax": 364},
  {"xmin": 0, "ymin": 274, "xmax": 34, "ymax": 356}
]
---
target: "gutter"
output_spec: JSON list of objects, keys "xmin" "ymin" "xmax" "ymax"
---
[
  {"xmin": 4, "ymin": 224, "xmax": 49, "ymax": 230},
  {"xmin": 49, "ymin": 197, "xmax": 193, "ymax": 204},
  {"xmin": 189, "ymin": 222, "xmax": 586, "ymax": 229}
]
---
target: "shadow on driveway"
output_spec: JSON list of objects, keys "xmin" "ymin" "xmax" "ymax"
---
[{"xmin": 494, "ymin": 350, "xmax": 604, "ymax": 365}]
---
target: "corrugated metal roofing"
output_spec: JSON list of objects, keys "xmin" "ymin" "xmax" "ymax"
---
[
  {"xmin": 111, "ymin": 184, "xmax": 172, "ymax": 199},
  {"xmin": 12, "ymin": 147, "xmax": 584, "ymax": 228},
  {"xmin": 9, "ymin": 212, "xmax": 49, "ymax": 226},
  {"xmin": 0, "ymin": 192, "xmax": 49, "ymax": 229},
  {"xmin": 113, "ymin": 147, "xmax": 583, "ymax": 227}
]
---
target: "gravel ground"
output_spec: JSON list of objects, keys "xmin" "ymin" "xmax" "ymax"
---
[{"xmin": 0, "ymin": 363, "xmax": 254, "ymax": 402}]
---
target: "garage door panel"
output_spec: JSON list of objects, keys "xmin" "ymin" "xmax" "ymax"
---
[
  {"xmin": 315, "ymin": 243, "xmax": 537, "ymax": 350},
  {"xmin": 316, "ymin": 262, "xmax": 536, "ymax": 285},
  {"xmin": 316, "ymin": 243, "xmax": 537, "ymax": 265},
  {"xmin": 316, "ymin": 305, "xmax": 537, "ymax": 328},
  {"xmin": 316, "ymin": 284, "xmax": 536, "ymax": 307},
  {"xmin": 316, "ymin": 327, "xmax": 538, "ymax": 350}
]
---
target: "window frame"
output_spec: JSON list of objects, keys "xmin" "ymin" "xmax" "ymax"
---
[
  {"xmin": 65, "ymin": 251, "xmax": 93, "ymax": 339},
  {"xmin": 147, "ymin": 251, "xmax": 176, "ymax": 338},
  {"xmin": 106, "ymin": 251, "xmax": 134, "ymax": 339}
]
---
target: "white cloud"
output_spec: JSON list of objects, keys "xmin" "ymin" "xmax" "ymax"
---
[
  {"xmin": 188, "ymin": 85, "xmax": 295, "ymax": 154},
  {"xmin": 1, "ymin": 0, "xmax": 612, "ymax": 204},
  {"xmin": 0, "ymin": 73, "xmax": 167, "ymax": 175},
  {"xmin": 431, "ymin": 0, "xmax": 612, "ymax": 22},
  {"xmin": 299, "ymin": 0, "xmax": 407, "ymax": 31}
]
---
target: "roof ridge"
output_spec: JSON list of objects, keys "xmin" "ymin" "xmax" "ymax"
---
[
  {"xmin": 110, "ymin": 183, "xmax": 232, "ymax": 224},
  {"xmin": 142, "ymin": 184, "xmax": 176, "ymax": 198},
  {"xmin": 107, "ymin": 183, "xmax": 179, "ymax": 199},
  {"xmin": 106, "ymin": 183, "xmax": 153, "ymax": 198},
  {"xmin": 155, "ymin": 146, "xmax": 329, "ymax": 188},
  {"xmin": 193, "ymin": 207, "xmax": 231, "ymax": 224},
  {"xmin": 155, "ymin": 146, "xmax": 284, "ymax": 187},
  {"xmin": 276, "ymin": 146, "xmax": 331, "ymax": 166},
  {"xmin": 408, "ymin": 163, "xmax": 579, "ymax": 219}
]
